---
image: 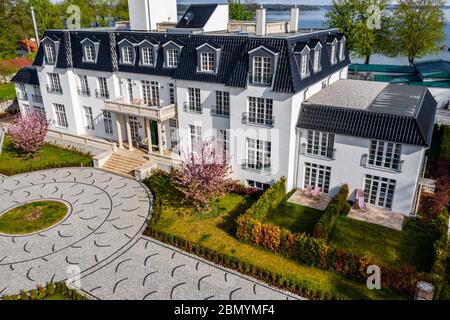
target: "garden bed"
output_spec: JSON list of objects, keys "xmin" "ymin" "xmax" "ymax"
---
[
  {"xmin": 145, "ymin": 172, "xmax": 404, "ymax": 300},
  {"xmin": 0, "ymin": 135, "xmax": 93, "ymax": 175}
]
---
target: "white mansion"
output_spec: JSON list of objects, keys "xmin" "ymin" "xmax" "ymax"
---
[{"xmin": 12, "ymin": 1, "xmax": 437, "ymax": 216}]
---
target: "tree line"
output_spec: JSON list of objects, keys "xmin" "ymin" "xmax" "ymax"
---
[{"xmin": 326, "ymin": 0, "xmax": 446, "ymax": 64}]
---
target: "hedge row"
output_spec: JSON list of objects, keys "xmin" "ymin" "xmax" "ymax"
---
[
  {"xmin": 428, "ymin": 208, "xmax": 449, "ymax": 299},
  {"xmin": 1, "ymin": 282, "xmax": 89, "ymax": 300},
  {"xmin": 312, "ymin": 184, "xmax": 350, "ymax": 240},
  {"xmin": 245, "ymin": 176, "xmax": 286, "ymax": 220}
]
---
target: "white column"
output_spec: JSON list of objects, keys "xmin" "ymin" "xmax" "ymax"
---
[
  {"xmin": 157, "ymin": 121, "xmax": 164, "ymax": 155},
  {"xmin": 145, "ymin": 118, "xmax": 152, "ymax": 154},
  {"xmin": 125, "ymin": 116, "xmax": 133, "ymax": 151},
  {"xmin": 115, "ymin": 113, "xmax": 123, "ymax": 149}
]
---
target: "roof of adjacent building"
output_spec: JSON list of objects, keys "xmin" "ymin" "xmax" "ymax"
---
[
  {"xmin": 414, "ymin": 59, "xmax": 450, "ymax": 79},
  {"xmin": 10, "ymin": 66, "xmax": 39, "ymax": 85},
  {"xmin": 29, "ymin": 28, "xmax": 349, "ymax": 93},
  {"xmin": 298, "ymin": 80, "xmax": 437, "ymax": 146},
  {"xmin": 176, "ymin": 4, "xmax": 218, "ymax": 29},
  {"xmin": 348, "ymin": 63, "xmax": 416, "ymax": 74}
]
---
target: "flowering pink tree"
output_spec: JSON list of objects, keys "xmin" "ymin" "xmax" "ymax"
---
[
  {"xmin": 173, "ymin": 139, "xmax": 231, "ymax": 212},
  {"xmin": 6, "ymin": 112, "xmax": 49, "ymax": 157}
]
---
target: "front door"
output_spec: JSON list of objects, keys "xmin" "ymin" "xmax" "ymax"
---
[
  {"xmin": 128, "ymin": 116, "xmax": 140, "ymax": 146},
  {"xmin": 150, "ymin": 120, "xmax": 159, "ymax": 149}
]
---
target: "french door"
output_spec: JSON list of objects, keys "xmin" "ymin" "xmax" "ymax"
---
[
  {"xmin": 303, "ymin": 162, "xmax": 331, "ymax": 193},
  {"xmin": 364, "ymin": 175, "xmax": 396, "ymax": 210},
  {"xmin": 128, "ymin": 116, "xmax": 140, "ymax": 145}
]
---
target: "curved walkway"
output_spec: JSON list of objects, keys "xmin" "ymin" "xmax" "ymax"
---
[{"xmin": 0, "ymin": 168, "xmax": 299, "ymax": 300}]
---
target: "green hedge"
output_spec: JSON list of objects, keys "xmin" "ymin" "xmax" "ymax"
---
[
  {"xmin": 0, "ymin": 160, "xmax": 93, "ymax": 176},
  {"xmin": 246, "ymin": 176, "xmax": 286, "ymax": 220},
  {"xmin": 1, "ymin": 282, "xmax": 89, "ymax": 300},
  {"xmin": 312, "ymin": 184, "xmax": 350, "ymax": 240},
  {"xmin": 428, "ymin": 208, "xmax": 449, "ymax": 299}
]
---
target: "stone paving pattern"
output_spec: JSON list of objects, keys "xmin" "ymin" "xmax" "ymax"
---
[{"xmin": 0, "ymin": 168, "xmax": 300, "ymax": 300}]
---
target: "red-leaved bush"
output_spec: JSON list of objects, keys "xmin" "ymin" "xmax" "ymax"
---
[{"xmin": 6, "ymin": 112, "xmax": 49, "ymax": 157}]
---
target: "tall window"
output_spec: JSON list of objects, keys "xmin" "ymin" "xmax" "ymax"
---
[
  {"xmin": 187, "ymin": 88, "xmax": 201, "ymax": 112},
  {"xmin": 78, "ymin": 75, "xmax": 90, "ymax": 96},
  {"xmin": 97, "ymin": 77, "xmax": 109, "ymax": 99},
  {"xmin": 83, "ymin": 106, "xmax": 94, "ymax": 130},
  {"xmin": 167, "ymin": 49, "xmax": 179, "ymax": 67},
  {"xmin": 17, "ymin": 83, "xmax": 27, "ymax": 100},
  {"xmin": 216, "ymin": 129, "xmax": 230, "ymax": 160},
  {"xmin": 22, "ymin": 104, "xmax": 31, "ymax": 115},
  {"xmin": 126, "ymin": 79, "xmax": 133, "ymax": 102},
  {"xmin": 169, "ymin": 83, "xmax": 175, "ymax": 104},
  {"xmin": 252, "ymin": 56, "xmax": 272, "ymax": 84},
  {"xmin": 84, "ymin": 45, "xmax": 95, "ymax": 62},
  {"xmin": 142, "ymin": 80, "xmax": 160, "ymax": 106},
  {"xmin": 200, "ymin": 52, "xmax": 215, "ymax": 72},
  {"xmin": 142, "ymin": 47, "xmax": 154, "ymax": 65},
  {"xmin": 368, "ymin": 140, "xmax": 402, "ymax": 171},
  {"xmin": 214, "ymin": 91, "xmax": 230, "ymax": 117},
  {"xmin": 103, "ymin": 110, "xmax": 113, "ymax": 135},
  {"xmin": 45, "ymin": 43, "xmax": 55, "ymax": 64},
  {"xmin": 33, "ymin": 105, "xmax": 45, "ymax": 117},
  {"xmin": 339, "ymin": 40, "xmax": 345, "ymax": 60},
  {"xmin": 122, "ymin": 46, "xmax": 133, "ymax": 64},
  {"xmin": 300, "ymin": 54, "xmax": 309, "ymax": 77},
  {"xmin": 364, "ymin": 175, "xmax": 396, "ymax": 210},
  {"xmin": 330, "ymin": 44, "xmax": 337, "ymax": 65},
  {"xmin": 247, "ymin": 138, "xmax": 271, "ymax": 172},
  {"xmin": 306, "ymin": 130, "xmax": 335, "ymax": 159},
  {"xmin": 47, "ymin": 73, "xmax": 62, "ymax": 93},
  {"xmin": 247, "ymin": 97, "xmax": 273, "ymax": 126},
  {"xmin": 54, "ymin": 104, "xmax": 68, "ymax": 128},
  {"xmin": 189, "ymin": 124, "xmax": 202, "ymax": 152},
  {"xmin": 304, "ymin": 162, "xmax": 331, "ymax": 193},
  {"xmin": 313, "ymin": 49, "xmax": 321, "ymax": 72}
]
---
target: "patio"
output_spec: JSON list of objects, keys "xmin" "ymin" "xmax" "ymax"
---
[
  {"xmin": 348, "ymin": 204, "xmax": 405, "ymax": 231},
  {"xmin": 287, "ymin": 189, "xmax": 332, "ymax": 211}
]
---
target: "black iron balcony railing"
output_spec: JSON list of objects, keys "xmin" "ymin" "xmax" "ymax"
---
[
  {"xmin": 210, "ymin": 105, "xmax": 230, "ymax": 117},
  {"xmin": 77, "ymin": 87, "xmax": 91, "ymax": 97},
  {"xmin": 301, "ymin": 143, "xmax": 336, "ymax": 160},
  {"xmin": 31, "ymin": 94, "xmax": 43, "ymax": 103},
  {"xmin": 95, "ymin": 89, "xmax": 110, "ymax": 99},
  {"xmin": 242, "ymin": 112, "xmax": 275, "ymax": 127},
  {"xmin": 183, "ymin": 101, "xmax": 202, "ymax": 114},
  {"xmin": 241, "ymin": 160, "xmax": 271, "ymax": 173},
  {"xmin": 248, "ymin": 74, "xmax": 273, "ymax": 85},
  {"xmin": 46, "ymin": 84, "xmax": 62, "ymax": 94},
  {"xmin": 361, "ymin": 153, "xmax": 404, "ymax": 173}
]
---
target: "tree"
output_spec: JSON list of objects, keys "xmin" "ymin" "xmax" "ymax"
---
[
  {"xmin": 10, "ymin": 0, "xmax": 33, "ymax": 53},
  {"xmin": 0, "ymin": 61, "xmax": 18, "ymax": 83},
  {"xmin": 173, "ymin": 139, "xmax": 231, "ymax": 212},
  {"xmin": 325, "ymin": 0, "xmax": 390, "ymax": 64},
  {"xmin": 228, "ymin": 0, "xmax": 254, "ymax": 21},
  {"xmin": 386, "ymin": 0, "xmax": 445, "ymax": 65},
  {"xmin": 0, "ymin": 0, "xmax": 19, "ymax": 59},
  {"xmin": 6, "ymin": 112, "xmax": 49, "ymax": 157}
]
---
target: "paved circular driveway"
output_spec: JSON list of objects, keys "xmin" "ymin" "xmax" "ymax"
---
[{"xmin": 0, "ymin": 168, "xmax": 299, "ymax": 300}]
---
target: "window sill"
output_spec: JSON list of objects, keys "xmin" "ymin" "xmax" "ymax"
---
[
  {"xmin": 302, "ymin": 153, "xmax": 335, "ymax": 161},
  {"xmin": 362, "ymin": 164, "xmax": 402, "ymax": 174}
]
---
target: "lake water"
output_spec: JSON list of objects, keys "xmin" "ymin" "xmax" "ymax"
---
[{"xmin": 269, "ymin": 8, "xmax": 450, "ymax": 64}]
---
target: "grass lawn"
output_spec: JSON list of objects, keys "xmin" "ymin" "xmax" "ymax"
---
[
  {"xmin": 0, "ymin": 136, "xmax": 92, "ymax": 175},
  {"xmin": 264, "ymin": 198, "xmax": 323, "ymax": 235},
  {"xmin": 42, "ymin": 294, "xmax": 71, "ymax": 300},
  {"xmin": 147, "ymin": 174, "xmax": 405, "ymax": 300},
  {"xmin": 329, "ymin": 217, "xmax": 436, "ymax": 272},
  {"xmin": 0, "ymin": 83, "xmax": 16, "ymax": 101},
  {"xmin": 0, "ymin": 201, "xmax": 68, "ymax": 235}
]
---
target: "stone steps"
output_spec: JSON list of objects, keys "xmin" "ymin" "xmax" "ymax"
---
[{"xmin": 101, "ymin": 154, "xmax": 147, "ymax": 178}]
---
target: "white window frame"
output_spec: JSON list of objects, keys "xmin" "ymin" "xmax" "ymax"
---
[
  {"xmin": 339, "ymin": 40, "xmax": 345, "ymax": 60},
  {"xmin": 122, "ymin": 46, "xmax": 134, "ymax": 64},
  {"xmin": 247, "ymin": 97, "xmax": 273, "ymax": 126},
  {"xmin": 313, "ymin": 49, "xmax": 321, "ymax": 72},
  {"xmin": 83, "ymin": 106, "xmax": 95, "ymax": 131},
  {"xmin": 103, "ymin": 110, "xmax": 113, "ymax": 135},
  {"xmin": 300, "ymin": 54, "xmax": 309, "ymax": 77},
  {"xmin": 79, "ymin": 75, "xmax": 89, "ymax": 95},
  {"xmin": 368, "ymin": 140, "xmax": 402, "ymax": 171},
  {"xmin": 252, "ymin": 56, "xmax": 272, "ymax": 84},
  {"xmin": 167, "ymin": 49, "xmax": 179, "ymax": 67},
  {"xmin": 98, "ymin": 77, "xmax": 109, "ymax": 98},
  {"xmin": 142, "ymin": 80, "xmax": 160, "ymax": 106},
  {"xmin": 33, "ymin": 105, "xmax": 45, "ymax": 117},
  {"xmin": 141, "ymin": 47, "xmax": 154, "ymax": 65},
  {"xmin": 330, "ymin": 44, "xmax": 337, "ymax": 65},
  {"xmin": 200, "ymin": 52, "xmax": 215, "ymax": 72},
  {"xmin": 45, "ymin": 43, "xmax": 55, "ymax": 64},
  {"xmin": 216, "ymin": 129, "xmax": 230, "ymax": 160},
  {"xmin": 189, "ymin": 124, "xmax": 202, "ymax": 152},
  {"xmin": 246, "ymin": 138, "xmax": 271, "ymax": 172},
  {"xmin": 303, "ymin": 162, "xmax": 331, "ymax": 193},
  {"xmin": 22, "ymin": 104, "xmax": 31, "ymax": 115},
  {"xmin": 247, "ymin": 180, "xmax": 270, "ymax": 190},
  {"xmin": 84, "ymin": 45, "xmax": 95, "ymax": 62},
  {"xmin": 54, "ymin": 104, "xmax": 68, "ymax": 128},
  {"xmin": 169, "ymin": 83, "xmax": 176, "ymax": 104},
  {"xmin": 187, "ymin": 88, "xmax": 201, "ymax": 112},
  {"xmin": 364, "ymin": 175, "xmax": 396, "ymax": 210},
  {"xmin": 215, "ymin": 91, "xmax": 230, "ymax": 117},
  {"xmin": 48, "ymin": 73, "xmax": 62, "ymax": 93},
  {"xmin": 306, "ymin": 130, "xmax": 335, "ymax": 159}
]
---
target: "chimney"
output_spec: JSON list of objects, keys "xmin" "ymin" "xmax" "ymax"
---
[
  {"xmin": 128, "ymin": 0, "xmax": 177, "ymax": 31},
  {"xmin": 256, "ymin": 6, "xmax": 266, "ymax": 36},
  {"xmin": 290, "ymin": 5, "xmax": 299, "ymax": 33}
]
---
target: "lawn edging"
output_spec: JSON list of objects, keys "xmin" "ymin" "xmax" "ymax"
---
[
  {"xmin": 0, "ymin": 282, "xmax": 90, "ymax": 300},
  {"xmin": 235, "ymin": 179, "xmax": 425, "ymax": 298}
]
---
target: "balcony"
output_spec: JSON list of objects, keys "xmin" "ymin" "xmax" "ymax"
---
[
  {"xmin": 301, "ymin": 143, "xmax": 336, "ymax": 160},
  {"xmin": 95, "ymin": 89, "xmax": 110, "ymax": 99},
  {"xmin": 248, "ymin": 74, "xmax": 273, "ymax": 86},
  {"xmin": 241, "ymin": 160, "xmax": 271, "ymax": 173},
  {"xmin": 210, "ymin": 105, "xmax": 230, "ymax": 118},
  {"xmin": 183, "ymin": 102, "xmax": 202, "ymax": 114},
  {"xmin": 361, "ymin": 154, "xmax": 404, "ymax": 173},
  {"xmin": 16, "ymin": 91, "xmax": 28, "ymax": 100},
  {"xmin": 77, "ymin": 87, "xmax": 91, "ymax": 97},
  {"xmin": 32, "ymin": 94, "xmax": 43, "ymax": 103},
  {"xmin": 46, "ymin": 84, "xmax": 62, "ymax": 95},
  {"xmin": 242, "ymin": 112, "xmax": 275, "ymax": 127},
  {"xmin": 104, "ymin": 97, "xmax": 176, "ymax": 122}
]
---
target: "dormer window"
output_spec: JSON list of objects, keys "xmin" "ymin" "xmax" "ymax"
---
[
  {"xmin": 138, "ymin": 39, "xmax": 158, "ymax": 67},
  {"xmin": 122, "ymin": 46, "xmax": 134, "ymax": 64},
  {"xmin": 45, "ymin": 43, "xmax": 56, "ymax": 64},
  {"xmin": 142, "ymin": 47, "xmax": 154, "ymax": 65},
  {"xmin": 118, "ymin": 39, "xmax": 136, "ymax": 65},
  {"xmin": 300, "ymin": 54, "xmax": 309, "ymax": 78},
  {"xmin": 313, "ymin": 49, "xmax": 321, "ymax": 72},
  {"xmin": 330, "ymin": 44, "xmax": 337, "ymax": 65},
  {"xmin": 201, "ymin": 52, "xmax": 215, "ymax": 72},
  {"xmin": 84, "ymin": 45, "xmax": 95, "ymax": 62},
  {"xmin": 248, "ymin": 45, "xmax": 279, "ymax": 86},
  {"xmin": 339, "ymin": 38, "xmax": 346, "ymax": 61},
  {"xmin": 253, "ymin": 56, "xmax": 272, "ymax": 84},
  {"xmin": 167, "ymin": 49, "xmax": 179, "ymax": 67}
]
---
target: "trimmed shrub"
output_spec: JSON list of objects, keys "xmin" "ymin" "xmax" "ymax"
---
[
  {"xmin": 245, "ymin": 177, "xmax": 286, "ymax": 220},
  {"xmin": 312, "ymin": 184, "xmax": 349, "ymax": 240}
]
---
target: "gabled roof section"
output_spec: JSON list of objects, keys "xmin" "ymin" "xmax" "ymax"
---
[
  {"xmin": 162, "ymin": 39, "xmax": 185, "ymax": 48},
  {"xmin": 293, "ymin": 42, "xmax": 309, "ymax": 54},
  {"xmin": 176, "ymin": 4, "xmax": 218, "ymax": 29},
  {"xmin": 11, "ymin": 67, "xmax": 39, "ymax": 85},
  {"xmin": 80, "ymin": 37, "xmax": 98, "ymax": 45},
  {"xmin": 138, "ymin": 38, "xmax": 159, "ymax": 46},
  {"xmin": 117, "ymin": 38, "xmax": 136, "ymax": 46},
  {"xmin": 196, "ymin": 40, "xmax": 222, "ymax": 51},
  {"xmin": 326, "ymin": 34, "xmax": 338, "ymax": 44},
  {"xmin": 248, "ymin": 43, "xmax": 280, "ymax": 55},
  {"xmin": 297, "ymin": 80, "xmax": 437, "ymax": 146},
  {"xmin": 307, "ymin": 39, "xmax": 322, "ymax": 50}
]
